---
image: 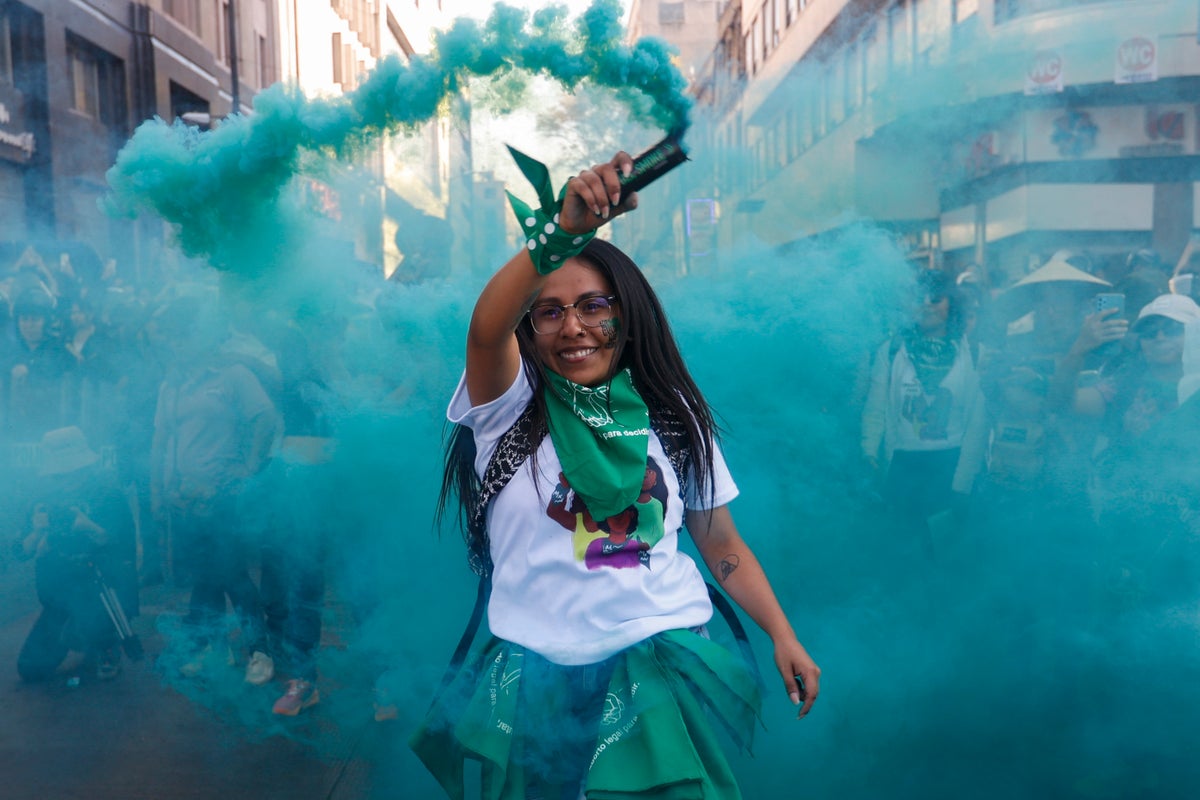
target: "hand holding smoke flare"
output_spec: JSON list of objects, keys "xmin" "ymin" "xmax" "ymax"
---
[
  {"xmin": 617, "ymin": 128, "xmax": 690, "ymax": 205},
  {"xmin": 103, "ymin": 0, "xmax": 692, "ymax": 283}
]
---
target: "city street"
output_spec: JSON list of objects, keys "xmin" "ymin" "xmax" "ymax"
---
[{"xmin": 0, "ymin": 554, "xmax": 427, "ymax": 800}]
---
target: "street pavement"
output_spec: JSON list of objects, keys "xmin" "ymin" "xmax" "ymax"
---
[{"xmin": 0, "ymin": 553, "xmax": 440, "ymax": 800}]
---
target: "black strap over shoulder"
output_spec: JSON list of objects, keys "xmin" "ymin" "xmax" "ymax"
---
[
  {"xmin": 467, "ymin": 403, "xmax": 545, "ymax": 577},
  {"xmin": 467, "ymin": 405, "xmax": 693, "ymax": 577},
  {"xmin": 436, "ymin": 403, "xmax": 761, "ymax": 700}
]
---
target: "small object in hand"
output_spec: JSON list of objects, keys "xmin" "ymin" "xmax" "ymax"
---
[
  {"xmin": 1093, "ymin": 292, "xmax": 1125, "ymax": 318},
  {"xmin": 617, "ymin": 129, "xmax": 690, "ymax": 205}
]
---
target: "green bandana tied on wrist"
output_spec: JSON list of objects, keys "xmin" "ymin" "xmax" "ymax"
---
[
  {"xmin": 543, "ymin": 368, "xmax": 650, "ymax": 521},
  {"xmin": 505, "ymin": 145, "xmax": 596, "ymax": 275}
]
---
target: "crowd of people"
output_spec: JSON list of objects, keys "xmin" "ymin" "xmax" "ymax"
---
[
  {"xmin": 861, "ymin": 246, "xmax": 1200, "ymax": 605},
  {"xmin": 3, "ymin": 218, "xmax": 1198, "ymax": 793},
  {"xmin": 0, "ymin": 239, "xmax": 406, "ymax": 716}
]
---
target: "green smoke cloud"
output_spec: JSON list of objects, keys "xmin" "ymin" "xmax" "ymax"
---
[{"xmin": 103, "ymin": 0, "xmax": 690, "ymax": 276}]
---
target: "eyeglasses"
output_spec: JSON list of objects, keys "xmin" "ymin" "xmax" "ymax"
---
[
  {"xmin": 528, "ymin": 295, "xmax": 618, "ymax": 335},
  {"xmin": 1138, "ymin": 318, "xmax": 1184, "ymax": 339}
]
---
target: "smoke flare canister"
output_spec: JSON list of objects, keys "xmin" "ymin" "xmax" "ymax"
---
[{"xmin": 618, "ymin": 130, "xmax": 689, "ymax": 204}]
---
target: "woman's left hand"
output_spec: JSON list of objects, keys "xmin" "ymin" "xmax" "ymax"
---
[{"xmin": 774, "ymin": 636, "xmax": 821, "ymax": 719}]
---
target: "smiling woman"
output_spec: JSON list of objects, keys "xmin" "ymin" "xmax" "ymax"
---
[
  {"xmin": 528, "ymin": 264, "xmax": 620, "ymax": 387},
  {"xmin": 410, "ymin": 150, "xmax": 821, "ymax": 799}
]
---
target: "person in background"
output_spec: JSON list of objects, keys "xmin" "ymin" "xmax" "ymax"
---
[
  {"xmin": 1169, "ymin": 248, "xmax": 1200, "ymax": 304},
  {"xmin": 862, "ymin": 270, "xmax": 984, "ymax": 551},
  {"xmin": 253, "ymin": 435, "xmax": 336, "ymax": 716},
  {"xmin": 7, "ymin": 288, "xmax": 78, "ymax": 443},
  {"xmin": 14, "ymin": 427, "xmax": 138, "ymax": 683},
  {"xmin": 149, "ymin": 295, "xmax": 281, "ymax": 684},
  {"xmin": 1073, "ymin": 294, "xmax": 1200, "ymax": 610}
]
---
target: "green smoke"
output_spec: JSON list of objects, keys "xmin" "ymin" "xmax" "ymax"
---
[{"xmin": 103, "ymin": 0, "xmax": 690, "ymax": 276}]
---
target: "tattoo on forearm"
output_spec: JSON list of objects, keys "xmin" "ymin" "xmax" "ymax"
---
[{"xmin": 717, "ymin": 554, "xmax": 740, "ymax": 583}]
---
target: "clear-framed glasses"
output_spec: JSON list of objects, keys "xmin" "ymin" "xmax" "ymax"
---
[{"xmin": 527, "ymin": 295, "xmax": 618, "ymax": 335}]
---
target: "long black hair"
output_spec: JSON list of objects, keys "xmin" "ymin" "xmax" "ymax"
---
[{"xmin": 437, "ymin": 239, "xmax": 720, "ymax": 557}]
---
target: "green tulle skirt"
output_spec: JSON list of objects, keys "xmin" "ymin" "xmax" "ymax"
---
[{"xmin": 410, "ymin": 629, "xmax": 762, "ymax": 799}]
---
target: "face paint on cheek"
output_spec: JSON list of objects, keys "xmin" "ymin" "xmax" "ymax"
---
[{"xmin": 600, "ymin": 318, "xmax": 619, "ymax": 348}]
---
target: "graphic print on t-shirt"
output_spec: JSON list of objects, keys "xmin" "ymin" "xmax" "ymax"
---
[
  {"xmin": 546, "ymin": 457, "xmax": 669, "ymax": 570},
  {"xmin": 900, "ymin": 380, "xmax": 954, "ymax": 440}
]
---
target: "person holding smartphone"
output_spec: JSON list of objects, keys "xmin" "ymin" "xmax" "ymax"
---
[{"xmin": 1076, "ymin": 293, "xmax": 1200, "ymax": 608}]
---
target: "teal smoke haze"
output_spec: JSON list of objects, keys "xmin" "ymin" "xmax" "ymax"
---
[
  {"xmin": 103, "ymin": 0, "xmax": 688, "ymax": 278},
  {"xmin": 89, "ymin": 2, "xmax": 1200, "ymax": 798}
]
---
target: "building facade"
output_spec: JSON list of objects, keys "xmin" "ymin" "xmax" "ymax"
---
[
  {"xmin": 627, "ymin": 0, "xmax": 723, "ymax": 82},
  {"xmin": 0, "ymin": 0, "xmax": 278, "ymax": 277},
  {"xmin": 688, "ymin": 0, "xmax": 1200, "ymax": 282},
  {"xmin": 276, "ymin": 0, "xmax": 495, "ymax": 282}
]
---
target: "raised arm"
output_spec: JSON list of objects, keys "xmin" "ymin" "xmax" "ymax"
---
[
  {"xmin": 687, "ymin": 506, "xmax": 821, "ymax": 719},
  {"xmin": 465, "ymin": 152, "xmax": 637, "ymax": 406}
]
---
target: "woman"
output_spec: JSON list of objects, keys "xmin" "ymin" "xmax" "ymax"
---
[
  {"xmin": 1074, "ymin": 293, "xmax": 1200, "ymax": 609},
  {"xmin": 861, "ymin": 271, "xmax": 983, "ymax": 545},
  {"xmin": 412, "ymin": 152, "xmax": 820, "ymax": 799}
]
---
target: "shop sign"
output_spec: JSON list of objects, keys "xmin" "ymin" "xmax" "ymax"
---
[
  {"xmin": 1115, "ymin": 36, "xmax": 1157, "ymax": 84},
  {"xmin": 1119, "ymin": 105, "xmax": 1188, "ymax": 157},
  {"xmin": 1024, "ymin": 50, "xmax": 1064, "ymax": 96},
  {"xmin": 1051, "ymin": 110, "xmax": 1098, "ymax": 158},
  {"xmin": 0, "ymin": 85, "xmax": 36, "ymax": 164}
]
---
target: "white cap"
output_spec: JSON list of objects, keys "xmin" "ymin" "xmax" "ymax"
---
[{"xmin": 1133, "ymin": 293, "xmax": 1200, "ymax": 330}]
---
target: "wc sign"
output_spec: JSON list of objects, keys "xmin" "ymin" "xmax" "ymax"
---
[
  {"xmin": 1024, "ymin": 50, "xmax": 1064, "ymax": 96},
  {"xmin": 1115, "ymin": 36, "xmax": 1157, "ymax": 84}
]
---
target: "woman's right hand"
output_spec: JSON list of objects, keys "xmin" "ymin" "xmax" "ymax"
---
[
  {"xmin": 558, "ymin": 152, "xmax": 638, "ymax": 235},
  {"xmin": 1071, "ymin": 308, "xmax": 1128, "ymax": 356}
]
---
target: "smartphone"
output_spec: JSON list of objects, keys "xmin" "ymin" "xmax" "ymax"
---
[{"xmin": 1093, "ymin": 292, "xmax": 1125, "ymax": 317}]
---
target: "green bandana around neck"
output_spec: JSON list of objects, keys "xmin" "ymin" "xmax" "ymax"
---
[{"xmin": 542, "ymin": 368, "xmax": 650, "ymax": 521}]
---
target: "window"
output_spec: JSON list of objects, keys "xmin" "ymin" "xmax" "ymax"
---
[
  {"xmin": 332, "ymin": 32, "xmax": 343, "ymax": 85},
  {"xmin": 995, "ymin": 0, "xmax": 1114, "ymax": 23},
  {"xmin": 170, "ymin": 80, "xmax": 209, "ymax": 122},
  {"xmin": 889, "ymin": 1, "xmax": 911, "ymax": 72},
  {"xmin": 659, "ymin": 2, "xmax": 685, "ymax": 25},
  {"xmin": 164, "ymin": 0, "xmax": 201, "ymax": 34},
  {"xmin": 65, "ymin": 33, "xmax": 126, "ymax": 132},
  {"xmin": 761, "ymin": 8, "xmax": 769, "ymax": 59},
  {"xmin": 797, "ymin": 85, "xmax": 813, "ymax": 149},
  {"xmin": 258, "ymin": 35, "xmax": 270, "ymax": 87},
  {"xmin": 0, "ymin": 13, "xmax": 12, "ymax": 86},
  {"xmin": 954, "ymin": 0, "xmax": 979, "ymax": 21},
  {"xmin": 827, "ymin": 58, "xmax": 844, "ymax": 127},
  {"xmin": 914, "ymin": 0, "xmax": 936, "ymax": 63},
  {"xmin": 863, "ymin": 23, "xmax": 884, "ymax": 94},
  {"xmin": 845, "ymin": 43, "xmax": 860, "ymax": 112},
  {"xmin": 68, "ymin": 43, "xmax": 100, "ymax": 118},
  {"xmin": 811, "ymin": 72, "xmax": 826, "ymax": 138},
  {"xmin": 217, "ymin": 1, "xmax": 230, "ymax": 65}
]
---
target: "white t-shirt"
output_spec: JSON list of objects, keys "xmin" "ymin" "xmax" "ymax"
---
[
  {"xmin": 448, "ymin": 370, "xmax": 739, "ymax": 666},
  {"xmin": 882, "ymin": 338, "xmax": 979, "ymax": 455}
]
